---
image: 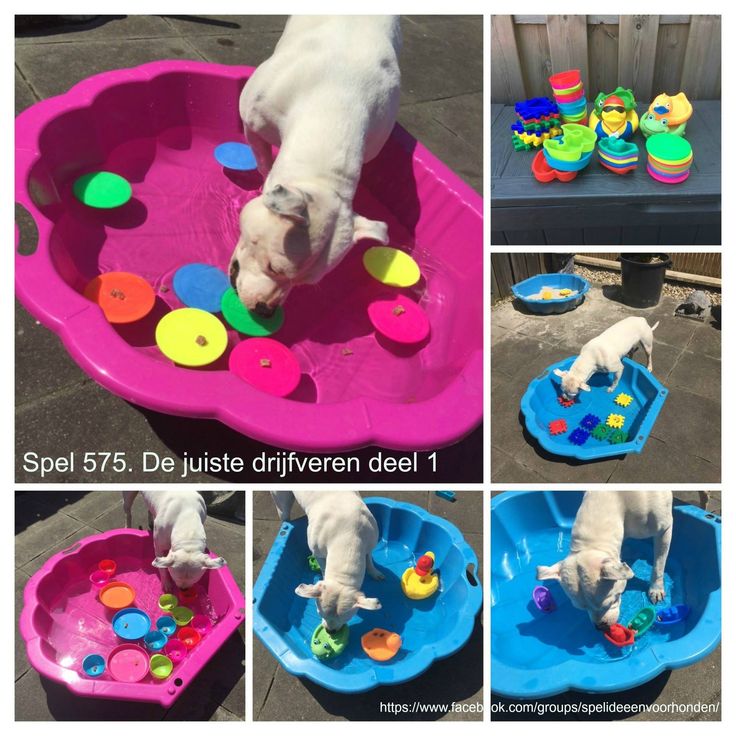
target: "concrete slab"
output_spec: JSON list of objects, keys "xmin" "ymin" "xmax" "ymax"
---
[
  {"xmin": 16, "ymin": 15, "xmax": 177, "ymax": 44},
  {"xmin": 162, "ymin": 15, "xmax": 287, "ymax": 36},
  {"xmin": 667, "ymin": 351, "xmax": 721, "ymax": 403},
  {"xmin": 15, "ymin": 568, "xmax": 31, "ymax": 680},
  {"xmin": 20, "ymin": 523, "xmax": 99, "ymax": 577},
  {"xmin": 15, "ymin": 68, "xmax": 37, "ymax": 113}
]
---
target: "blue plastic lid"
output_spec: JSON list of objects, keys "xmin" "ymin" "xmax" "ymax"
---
[
  {"xmin": 214, "ymin": 142, "xmax": 257, "ymax": 171},
  {"xmin": 112, "ymin": 607, "xmax": 152, "ymax": 641},
  {"xmin": 173, "ymin": 263, "xmax": 230, "ymax": 313},
  {"xmin": 82, "ymin": 653, "xmax": 106, "ymax": 677}
]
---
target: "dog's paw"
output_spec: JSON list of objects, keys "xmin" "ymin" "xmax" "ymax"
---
[
  {"xmin": 368, "ymin": 570, "xmax": 385, "ymax": 581},
  {"xmin": 648, "ymin": 584, "xmax": 665, "ymax": 603},
  {"xmin": 607, "ymin": 386, "xmax": 615, "ymax": 393}
]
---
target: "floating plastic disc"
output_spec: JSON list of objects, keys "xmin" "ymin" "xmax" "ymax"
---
[
  {"xmin": 221, "ymin": 287, "xmax": 284, "ymax": 335},
  {"xmin": 155, "ymin": 308, "xmax": 228, "ymax": 367},
  {"xmin": 368, "ymin": 294, "xmax": 430, "ymax": 344},
  {"xmin": 112, "ymin": 607, "xmax": 152, "ymax": 641},
  {"xmin": 73, "ymin": 171, "xmax": 132, "ymax": 208},
  {"xmin": 84, "ymin": 272, "xmax": 156, "ymax": 324},
  {"xmin": 108, "ymin": 644, "xmax": 149, "ymax": 682},
  {"xmin": 363, "ymin": 246, "xmax": 421, "ymax": 287},
  {"xmin": 99, "ymin": 581, "xmax": 136, "ymax": 610},
  {"xmin": 214, "ymin": 142, "xmax": 257, "ymax": 170},
  {"xmin": 173, "ymin": 263, "xmax": 230, "ymax": 313},
  {"xmin": 229, "ymin": 338, "xmax": 301, "ymax": 397}
]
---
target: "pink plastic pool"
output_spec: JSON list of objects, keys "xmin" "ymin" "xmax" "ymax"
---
[
  {"xmin": 15, "ymin": 60, "xmax": 482, "ymax": 452},
  {"xmin": 19, "ymin": 529, "xmax": 244, "ymax": 707}
]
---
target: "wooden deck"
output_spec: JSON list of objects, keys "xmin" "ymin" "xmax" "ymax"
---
[{"xmin": 491, "ymin": 101, "xmax": 721, "ymax": 245}]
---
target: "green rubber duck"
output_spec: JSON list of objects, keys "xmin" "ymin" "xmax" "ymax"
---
[
  {"xmin": 311, "ymin": 624, "xmax": 349, "ymax": 660},
  {"xmin": 640, "ymin": 111, "xmax": 687, "ymax": 138}
]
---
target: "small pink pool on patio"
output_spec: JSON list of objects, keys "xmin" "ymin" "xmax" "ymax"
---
[
  {"xmin": 14, "ymin": 60, "xmax": 482, "ymax": 453},
  {"xmin": 19, "ymin": 529, "xmax": 244, "ymax": 707}
]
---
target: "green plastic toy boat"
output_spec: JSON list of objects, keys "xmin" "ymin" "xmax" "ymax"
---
[
  {"xmin": 627, "ymin": 606, "xmax": 656, "ymax": 638},
  {"xmin": 311, "ymin": 624, "xmax": 349, "ymax": 660}
]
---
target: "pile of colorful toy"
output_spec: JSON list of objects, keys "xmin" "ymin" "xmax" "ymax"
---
[
  {"xmin": 549, "ymin": 390, "xmax": 635, "ymax": 447},
  {"xmin": 548, "ymin": 70, "xmax": 587, "ymax": 125},
  {"xmin": 597, "ymin": 137, "xmax": 639, "ymax": 175},
  {"xmin": 646, "ymin": 135, "xmax": 693, "ymax": 184},
  {"xmin": 82, "ymin": 559, "xmax": 212, "ymax": 682},
  {"xmin": 510, "ymin": 97, "xmax": 562, "ymax": 150}
]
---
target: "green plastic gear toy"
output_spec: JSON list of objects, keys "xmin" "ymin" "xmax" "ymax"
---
[
  {"xmin": 609, "ymin": 429, "xmax": 628, "ymax": 444},
  {"xmin": 591, "ymin": 424, "xmax": 611, "ymax": 441}
]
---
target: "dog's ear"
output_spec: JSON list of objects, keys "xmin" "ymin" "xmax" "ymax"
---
[
  {"xmin": 295, "ymin": 582, "xmax": 324, "ymax": 599},
  {"xmin": 354, "ymin": 592, "xmax": 381, "ymax": 610},
  {"xmin": 152, "ymin": 553, "xmax": 175, "ymax": 569},
  {"xmin": 553, "ymin": 369, "xmax": 568, "ymax": 378},
  {"xmin": 352, "ymin": 215, "xmax": 389, "ymax": 245},
  {"xmin": 580, "ymin": 382, "xmax": 592, "ymax": 392},
  {"xmin": 600, "ymin": 558, "xmax": 634, "ymax": 581},
  {"xmin": 263, "ymin": 184, "xmax": 310, "ymax": 226},
  {"xmin": 536, "ymin": 562, "xmax": 562, "ymax": 581},
  {"xmin": 202, "ymin": 555, "xmax": 226, "ymax": 569}
]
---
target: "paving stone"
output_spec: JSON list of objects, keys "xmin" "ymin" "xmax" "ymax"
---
[
  {"xmin": 667, "ymin": 351, "xmax": 721, "ymax": 404},
  {"xmin": 182, "ymin": 31, "xmax": 286, "ymax": 67},
  {"xmin": 15, "ymin": 15, "xmax": 177, "ymax": 44},
  {"xmin": 163, "ymin": 15, "xmax": 287, "ymax": 36},
  {"xmin": 20, "ymin": 523, "xmax": 99, "ymax": 576},
  {"xmin": 61, "ymin": 490, "xmax": 121, "ymax": 524},
  {"xmin": 687, "ymin": 321, "xmax": 721, "ymax": 360},
  {"xmin": 15, "ymin": 68, "xmax": 37, "ymax": 113},
  {"xmin": 15, "ymin": 568, "xmax": 31, "ymax": 680},
  {"xmin": 15, "ymin": 510, "xmax": 86, "ymax": 569}
]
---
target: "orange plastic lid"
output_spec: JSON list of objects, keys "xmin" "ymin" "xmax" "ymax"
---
[
  {"xmin": 84, "ymin": 272, "xmax": 156, "ymax": 324},
  {"xmin": 99, "ymin": 581, "xmax": 136, "ymax": 610},
  {"xmin": 361, "ymin": 628, "xmax": 402, "ymax": 662}
]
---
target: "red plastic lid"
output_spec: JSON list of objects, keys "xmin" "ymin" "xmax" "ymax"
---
[
  {"xmin": 367, "ymin": 294, "xmax": 430, "ymax": 344},
  {"xmin": 84, "ymin": 272, "xmax": 155, "ymax": 324},
  {"xmin": 229, "ymin": 338, "xmax": 301, "ymax": 397}
]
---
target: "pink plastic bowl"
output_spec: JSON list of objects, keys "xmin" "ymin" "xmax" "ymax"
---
[
  {"xmin": 190, "ymin": 614, "xmax": 212, "ymax": 638},
  {"xmin": 19, "ymin": 529, "xmax": 244, "ymax": 707},
  {"xmin": 14, "ymin": 60, "xmax": 482, "ymax": 452},
  {"xmin": 164, "ymin": 638, "xmax": 188, "ymax": 664},
  {"xmin": 89, "ymin": 569, "xmax": 111, "ymax": 588}
]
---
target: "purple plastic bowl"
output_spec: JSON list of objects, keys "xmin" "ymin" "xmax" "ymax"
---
[
  {"xmin": 19, "ymin": 529, "xmax": 244, "ymax": 707},
  {"xmin": 14, "ymin": 60, "xmax": 482, "ymax": 452}
]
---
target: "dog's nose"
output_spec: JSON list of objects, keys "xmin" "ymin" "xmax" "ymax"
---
[
  {"xmin": 254, "ymin": 301, "xmax": 275, "ymax": 318},
  {"xmin": 229, "ymin": 260, "xmax": 240, "ymax": 289}
]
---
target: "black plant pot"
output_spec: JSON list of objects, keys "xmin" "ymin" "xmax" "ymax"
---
[{"xmin": 619, "ymin": 254, "xmax": 672, "ymax": 308}]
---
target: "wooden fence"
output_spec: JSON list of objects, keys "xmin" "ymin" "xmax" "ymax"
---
[
  {"xmin": 492, "ymin": 251, "xmax": 721, "ymax": 302},
  {"xmin": 491, "ymin": 15, "xmax": 721, "ymax": 105}
]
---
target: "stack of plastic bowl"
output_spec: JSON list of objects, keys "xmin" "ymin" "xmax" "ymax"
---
[
  {"xmin": 540, "ymin": 124, "xmax": 597, "ymax": 179},
  {"xmin": 646, "ymin": 135, "xmax": 693, "ymax": 184},
  {"xmin": 548, "ymin": 70, "xmax": 587, "ymax": 125},
  {"xmin": 510, "ymin": 97, "xmax": 562, "ymax": 150},
  {"xmin": 598, "ymin": 137, "xmax": 639, "ymax": 175}
]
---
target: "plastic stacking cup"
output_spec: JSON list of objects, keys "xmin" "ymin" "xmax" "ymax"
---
[
  {"xmin": 143, "ymin": 630, "xmax": 168, "ymax": 652},
  {"xmin": 158, "ymin": 594, "xmax": 178, "ymax": 611},
  {"xmin": 179, "ymin": 588, "xmax": 199, "ymax": 604},
  {"xmin": 164, "ymin": 638, "xmax": 188, "ymax": 664},
  {"xmin": 549, "ymin": 70, "xmax": 581, "ymax": 91},
  {"xmin": 99, "ymin": 559, "xmax": 117, "ymax": 576},
  {"xmin": 90, "ymin": 569, "xmax": 112, "ymax": 588},
  {"xmin": 191, "ymin": 614, "xmax": 213, "ymax": 638},
  {"xmin": 156, "ymin": 615, "xmax": 177, "ymax": 636},
  {"xmin": 149, "ymin": 654, "xmax": 174, "ymax": 680},
  {"xmin": 177, "ymin": 626, "xmax": 202, "ymax": 649},
  {"xmin": 82, "ymin": 653, "xmax": 106, "ymax": 678},
  {"xmin": 172, "ymin": 606, "xmax": 194, "ymax": 626},
  {"xmin": 543, "ymin": 138, "xmax": 582, "ymax": 162}
]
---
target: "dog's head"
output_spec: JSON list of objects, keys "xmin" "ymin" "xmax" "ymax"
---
[
  {"xmin": 553, "ymin": 368, "xmax": 591, "ymax": 400},
  {"xmin": 537, "ymin": 550, "xmax": 633, "ymax": 628},
  {"xmin": 229, "ymin": 182, "xmax": 388, "ymax": 316},
  {"xmin": 152, "ymin": 550, "xmax": 226, "ymax": 590},
  {"xmin": 294, "ymin": 580, "xmax": 381, "ymax": 633}
]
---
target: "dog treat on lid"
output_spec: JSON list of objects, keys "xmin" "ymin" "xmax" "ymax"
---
[
  {"xmin": 155, "ymin": 308, "xmax": 228, "ymax": 367},
  {"xmin": 84, "ymin": 272, "xmax": 156, "ymax": 324},
  {"xmin": 363, "ymin": 246, "xmax": 421, "ymax": 287},
  {"xmin": 173, "ymin": 263, "xmax": 230, "ymax": 313},
  {"xmin": 229, "ymin": 337, "xmax": 301, "ymax": 397},
  {"xmin": 367, "ymin": 294, "xmax": 430, "ymax": 344}
]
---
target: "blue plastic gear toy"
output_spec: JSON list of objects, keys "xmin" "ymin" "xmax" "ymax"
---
[
  {"xmin": 568, "ymin": 428, "xmax": 590, "ymax": 446},
  {"xmin": 580, "ymin": 414, "xmax": 601, "ymax": 431}
]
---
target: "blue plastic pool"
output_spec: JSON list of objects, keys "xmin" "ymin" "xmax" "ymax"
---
[
  {"xmin": 253, "ymin": 497, "xmax": 482, "ymax": 693},
  {"xmin": 491, "ymin": 491, "xmax": 721, "ymax": 698},
  {"xmin": 512, "ymin": 273, "xmax": 590, "ymax": 315},
  {"xmin": 521, "ymin": 356, "xmax": 668, "ymax": 460}
]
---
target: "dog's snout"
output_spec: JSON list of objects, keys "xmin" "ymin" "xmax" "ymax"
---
[
  {"xmin": 229, "ymin": 260, "xmax": 240, "ymax": 289},
  {"xmin": 255, "ymin": 301, "xmax": 276, "ymax": 318}
]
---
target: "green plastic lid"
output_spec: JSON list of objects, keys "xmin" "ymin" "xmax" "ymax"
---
[
  {"xmin": 311, "ymin": 624, "xmax": 349, "ymax": 660},
  {"xmin": 73, "ymin": 171, "xmax": 132, "ymax": 209},
  {"xmin": 220, "ymin": 287, "xmax": 284, "ymax": 336},
  {"xmin": 645, "ymin": 135, "xmax": 692, "ymax": 162}
]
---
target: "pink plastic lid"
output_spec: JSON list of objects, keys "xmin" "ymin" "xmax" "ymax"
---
[
  {"xmin": 107, "ymin": 644, "xmax": 149, "ymax": 682},
  {"xmin": 228, "ymin": 338, "xmax": 301, "ymax": 397},
  {"xmin": 367, "ymin": 294, "xmax": 430, "ymax": 344}
]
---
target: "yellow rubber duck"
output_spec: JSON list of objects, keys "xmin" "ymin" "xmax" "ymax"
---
[
  {"xmin": 401, "ymin": 551, "xmax": 439, "ymax": 600},
  {"xmin": 589, "ymin": 88, "xmax": 639, "ymax": 140}
]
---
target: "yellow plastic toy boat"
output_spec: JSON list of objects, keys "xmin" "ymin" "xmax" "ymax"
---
[{"xmin": 401, "ymin": 551, "xmax": 439, "ymax": 600}]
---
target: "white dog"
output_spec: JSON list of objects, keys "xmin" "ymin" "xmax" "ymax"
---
[
  {"xmin": 537, "ymin": 491, "xmax": 673, "ymax": 629},
  {"xmin": 271, "ymin": 491, "xmax": 383, "ymax": 632},
  {"xmin": 230, "ymin": 16, "xmax": 402, "ymax": 316},
  {"xmin": 555, "ymin": 316, "xmax": 659, "ymax": 399},
  {"xmin": 123, "ymin": 491, "xmax": 226, "ymax": 592}
]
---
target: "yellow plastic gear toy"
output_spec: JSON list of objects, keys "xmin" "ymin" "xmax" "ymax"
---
[
  {"xmin": 606, "ymin": 413, "xmax": 626, "ymax": 429},
  {"xmin": 614, "ymin": 393, "xmax": 633, "ymax": 408}
]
